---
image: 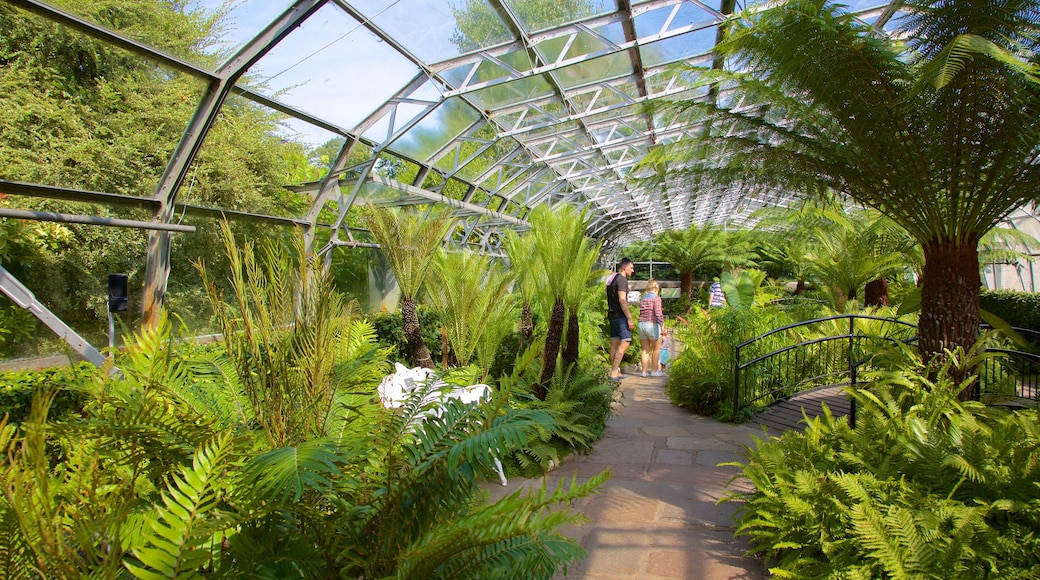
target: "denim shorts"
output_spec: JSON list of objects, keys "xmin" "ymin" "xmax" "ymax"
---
[
  {"xmin": 637, "ymin": 321, "xmax": 661, "ymax": 341},
  {"xmin": 609, "ymin": 318, "xmax": 632, "ymax": 341}
]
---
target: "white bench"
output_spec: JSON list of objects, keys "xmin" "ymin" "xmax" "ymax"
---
[{"xmin": 378, "ymin": 363, "xmax": 508, "ymax": 486}]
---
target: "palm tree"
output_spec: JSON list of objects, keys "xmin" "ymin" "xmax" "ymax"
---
[
  {"xmin": 641, "ymin": 0, "xmax": 1040, "ymax": 377},
  {"xmin": 654, "ymin": 224, "xmax": 730, "ymax": 301},
  {"xmin": 754, "ymin": 198, "xmax": 916, "ymax": 307},
  {"xmin": 362, "ymin": 205, "xmax": 455, "ymax": 369}
]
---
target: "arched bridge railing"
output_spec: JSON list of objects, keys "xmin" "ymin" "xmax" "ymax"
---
[{"xmin": 733, "ymin": 316, "xmax": 1040, "ymax": 417}]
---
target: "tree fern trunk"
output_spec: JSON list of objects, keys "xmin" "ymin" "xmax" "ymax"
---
[
  {"xmin": 563, "ymin": 309, "xmax": 579, "ymax": 371},
  {"xmin": 864, "ymin": 278, "xmax": 889, "ymax": 307},
  {"xmin": 681, "ymin": 272, "xmax": 694, "ymax": 301},
  {"xmin": 537, "ymin": 298, "xmax": 565, "ymax": 399},
  {"xmin": 401, "ymin": 296, "xmax": 434, "ymax": 369},
  {"xmin": 795, "ymin": 279, "xmax": 806, "ymax": 295},
  {"xmin": 919, "ymin": 240, "xmax": 980, "ymax": 400},
  {"xmin": 519, "ymin": 302, "xmax": 533, "ymax": 350}
]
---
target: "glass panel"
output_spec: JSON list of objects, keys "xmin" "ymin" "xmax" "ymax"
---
[
  {"xmin": 439, "ymin": 47, "xmax": 534, "ymax": 89},
  {"xmin": 243, "ymin": 3, "xmax": 418, "ymax": 133},
  {"xmin": 457, "ymin": 139, "xmax": 521, "ymax": 181},
  {"xmin": 534, "ymin": 21, "xmax": 626, "ymax": 64},
  {"xmin": 466, "ymin": 76, "xmax": 555, "ymax": 110},
  {"xmin": 555, "ymin": 54, "xmax": 632, "ymax": 89},
  {"xmin": 634, "ymin": 2, "xmax": 715, "ymax": 39},
  {"xmin": 390, "ymin": 98, "xmax": 482, "ymax": 160},
  {"xmin": 640, "ymin": 29, "xmax": 717, "ymax": 67},
  {"xmin": 179, "ymin": 94, "xmax": 315, "ymax": 219},
  {"xmin": 440, "ymin": 0, "xmax": 514, "ymax": 54},
  {"xmin": 585, "ymin": 103, "xmax": 643, "ymax": 125},
  {"xmin": 508, "ymin": 0, "xmax": 616, "ymax": 32},
  {"xmin": 0, "ymin": 198, "xmax": 154, "ymax": 359},
  {"xmin": 349, "ymin": 0, "xmax": 476, "ymax": 63},
  {"xmin": 0, "ymin": 10, "xmax": 208, "ymax": 195},
  {"xmin": 838, "ymin": 1, "xmax": 893, "ymax": 12},
  {"xmin": 26, "ymin": 0, "xmax": 250, "ymax": 70}
]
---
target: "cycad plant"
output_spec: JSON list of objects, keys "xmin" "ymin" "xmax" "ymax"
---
[
  {"xmin": 426, "ymin": 249, "xmax": 514, "ymax": 368},
  {"xmin": 195, "ymin": 221, "xmax": 380, "ymax": 446},
  {"xmin": 363, "ymin": 205, "xmax": 456, "ymax": 369},
  {"xmin": 640, "ymin": 0, "xmax": 1040, "ymax": 379},
  {"xmin": 527, "ymin": 205, "xmax": 597, "ymax": 396},
  {"xmin": 502, "ymin": 229, "xmax": 541, "ymax": 350}
]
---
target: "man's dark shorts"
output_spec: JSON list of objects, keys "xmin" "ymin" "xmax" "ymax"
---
[{"xmin": 609, "ymin": 318, "xmax": 632, "ymax": 341}]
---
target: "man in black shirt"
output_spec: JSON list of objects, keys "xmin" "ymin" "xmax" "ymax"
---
[{"xmin": 606, "ymin": 258, "xmax": 635, "ymax": 381}]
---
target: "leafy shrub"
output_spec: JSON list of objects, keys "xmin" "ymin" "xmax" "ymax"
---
[
  {"xmin": 725, "ymin": 348, "xmax": 1040, "ymax": 578},
  {"xmin": 667, "ymin": 306, "xmax": 792, "ymax": 419},
  {"xmin": 0, "ymin": 362, "xmax": 92, "ymax": 423},
  {"xmin": 370, "ymin": 306, "xmax": 444, "ymax": 366},
  {"xmin": 980, "ymin": 289, "xmax": 1040, "ymax": 332},
  {"xmin": 498, "ymin": 351, "xmax": 620, "ymax": 477}
]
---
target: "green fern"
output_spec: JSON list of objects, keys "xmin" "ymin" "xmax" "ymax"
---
[{"xmin": 125, "ymin": 433, "xmax": 238, "ymax": 579}]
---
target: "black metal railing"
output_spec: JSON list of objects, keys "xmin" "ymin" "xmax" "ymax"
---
[
  {"xmin": 733, "ymin": 315, "xmax": 1040, "ymax": 418},
  {"xmin": 733, "ymin": 314, "xmax": 918, "ymax": 417}
]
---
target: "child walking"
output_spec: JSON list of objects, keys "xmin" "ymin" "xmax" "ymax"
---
[{"xmin": 659, "ymin": 331, "xmax": 672, "ymax": 372}]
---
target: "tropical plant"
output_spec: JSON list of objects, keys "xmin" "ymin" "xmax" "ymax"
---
[
  {"xmin": 725, "ymin": 343, "xmax": 1040, "ymax": 578},
  {"xmin": 1, "ymin": 223, "xmax": 605, "ymax": 579},
  {"xmin": 561, "ymin": 227, "xmax": 604, "ymax": 371},
  {"xmin": 426, "ymin": 249, "xmax": 514, "ymax": 368},
  {"xmin": 527, "ymin": 205, "xmax": 596, "ymax": 396},
  {"xmin": 362, "ymin": 205, "xmax": 456, "ymax": 369},
  {"xmin": 502, "ymin": 229, "xmax": 541, "ymax": 349},
  {"xmin": 639, "ymin": 0, "xmax": 1040, "ymax": 384},
  {"xmin": 653, "ymin": 224, "xmax": 730, "ymax": 301},
  {"xmin": 667, "ymin": 305, "xmax": 793, "ymax": 419},
  {"xmin": 718, "ymin": 268, "xmax": 770, "ymax": 310},
  {"xmin": 195, "ymin": 222, "xmax": 385, "ymax": 447}
]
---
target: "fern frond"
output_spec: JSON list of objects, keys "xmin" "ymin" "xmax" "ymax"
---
[
  {"xmin": 241, "ymin": 438, "xmax": 353, "ymax": 504},
  {"xmin": 125, "ymin": 433, "xmax": 239, "ymax": 579}
]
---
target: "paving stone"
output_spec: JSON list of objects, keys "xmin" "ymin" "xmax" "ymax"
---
[
  {"xmin": 496, "ymin": 374, "xmax": 827, "ymax": 579},
  {"xmin": 665, "ymin": 436, "xmax": 743, "ymax": 451},
  {"xmin": 695, "ymin": 450, "xmax": 745, "ymax": 468},
  {"xmin": 654, "ymin": 449, "xmax": 694, "ymax": 465}
]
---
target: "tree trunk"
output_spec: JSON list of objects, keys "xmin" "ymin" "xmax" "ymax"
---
[
  {"xmin": 919, "ymin": 240, "xmax": 981, "ymax": 400},
  {"xmin": 795, "ymin": 279, "xmax": 806, "ymax": 295},
  {"xmin": 563, "ymin": 309, "xmax": 579, "ymax": 371},
  {"xmin": 537, "ymin": 297, "xmax": 566, "ymax": 399},
  {"xmin": 864, "ymin": 278, "xmax": 889, "ymax": 307},
  {"xmin": 401, "ymin": 296, "xmax": 434, "ymax": 369},
  {"xmin": 680, "ymin": 271, "xmax": 694, "ymax": 301},
  {"xmin": 519, "ymin": 301, "xmax": 533, "ymax": 350}
]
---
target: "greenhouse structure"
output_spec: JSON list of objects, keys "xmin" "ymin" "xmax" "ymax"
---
[{"xmin": 2, "ymin": 1, "xmax": 1040, "ymax": 578}]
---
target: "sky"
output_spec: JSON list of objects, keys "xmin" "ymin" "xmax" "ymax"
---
[{"xmin": 189, "ymin": 0, "xmax": 470, "ymax": 147}]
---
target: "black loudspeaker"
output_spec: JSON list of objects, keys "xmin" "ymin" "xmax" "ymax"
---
[{"xmin": 108, "ymin": 273, "xmax": 129, "ymax": 313}]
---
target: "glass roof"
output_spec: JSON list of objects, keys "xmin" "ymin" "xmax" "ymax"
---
[{"xmin": 3, "ymin": 0, "xmax": 907, "ymax": 254}]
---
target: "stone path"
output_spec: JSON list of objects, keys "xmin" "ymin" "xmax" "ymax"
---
[{"xmin": 485, "ymin": 373, "xmax": 771, "ymax": 579}]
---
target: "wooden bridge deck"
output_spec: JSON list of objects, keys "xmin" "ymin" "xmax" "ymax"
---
[{"xmin": 750, "ymin": 385, "xmax": 851, "ymax": 434}]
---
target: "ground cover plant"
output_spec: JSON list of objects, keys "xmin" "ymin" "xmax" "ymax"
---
[{"xmin": 724, "ymin": 345, "xmax": 1040, "ymax": 578}]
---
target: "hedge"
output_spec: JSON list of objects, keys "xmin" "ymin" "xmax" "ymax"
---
[{"xmin": 980, "ymin": 289, "xmax": 1040, "ymax": 332}]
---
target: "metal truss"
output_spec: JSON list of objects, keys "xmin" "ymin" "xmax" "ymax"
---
[{"xmin": 1, "ymin": 0, "xmax": 909, "ymax": 330}]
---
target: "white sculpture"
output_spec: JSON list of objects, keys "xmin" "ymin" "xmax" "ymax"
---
[{"xmin": 377, "ymin": 363, "xmax": 508, "ymax": 486}]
